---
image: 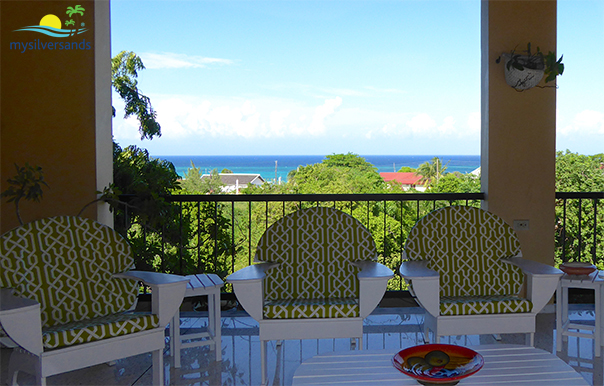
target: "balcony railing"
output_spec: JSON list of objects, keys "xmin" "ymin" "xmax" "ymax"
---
[{"xmin": 116, "ymin": 191, "xmax": 603, "ymax": 293}]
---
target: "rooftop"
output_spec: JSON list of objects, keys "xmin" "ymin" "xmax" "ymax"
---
[{"xmin": 3, "ymin": 304, "xmax": 600, "ymax": 385}]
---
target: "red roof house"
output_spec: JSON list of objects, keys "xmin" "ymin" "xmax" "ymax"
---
[{"xmin": 380, "ymin": 172, "xmax": 425, "ymax": 191}]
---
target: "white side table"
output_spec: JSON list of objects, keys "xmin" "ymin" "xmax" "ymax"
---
[
  {"xmin": 170, "ymin": 274, "xmax": 224, "ymax": 367},
  {"xmin": 556, "ymin": 271, "xmax": 604, "ymax": 357}
]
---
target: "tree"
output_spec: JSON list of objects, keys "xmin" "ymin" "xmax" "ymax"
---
[
  {"xmin": 416, "ymin": 157, "xmax": 448, "ymax": 186},
  {"xmin": 111, "ymin": 51, "xmax": 161, "ymax": 140},
  {"xmin": 554, "ymin": 150, "xmax": 604, "ymax": 267},
  {"xmin": 397, "ymin": 166, "xmax": 416, "ymax": 173}
]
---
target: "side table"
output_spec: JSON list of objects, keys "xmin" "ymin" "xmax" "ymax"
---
[
  {"xmin": 556, "ymin": 270, "xmax": 604, "ymax": 357},
  {"xmin": 170, "ymin": 274, "xmax": 224, "ymax": 367}
]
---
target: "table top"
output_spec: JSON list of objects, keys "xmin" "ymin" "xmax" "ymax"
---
[
  {"xmin": 560, "ymin": 271, "xmax": 604, "ymax": 288},
  {"xmin": 292, "ymin": 344, "xmax": 588, "ymax": 385},
  {"xmin": 184, "ymin": 273, "xmax": 224, "ymax": 296}
]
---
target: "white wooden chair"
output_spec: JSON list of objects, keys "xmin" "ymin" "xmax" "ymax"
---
[
  {"xmin": 399, "ymin": 206, "xmax": 562, "ymax": 345},
  {"xmin": 0, "ymin": 216, "xmax": 188, "ymax": 386},
  {"xmin": 227, "ymin": 207, "xmax": 393, "ymax": 385}
]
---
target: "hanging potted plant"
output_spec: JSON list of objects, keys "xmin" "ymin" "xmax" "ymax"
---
[{"xmin": 496, "ymin": 43, "xmax": 564, "ymax": 91}]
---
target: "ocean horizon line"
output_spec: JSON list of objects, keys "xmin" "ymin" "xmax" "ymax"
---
[{"xmin": 158, "ymin": 154, "xmax": 481, "ymax": 182}]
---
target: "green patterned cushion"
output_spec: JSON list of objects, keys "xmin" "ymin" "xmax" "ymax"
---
[
  {"xmin": 404, "ymin": 206, "xmax": 523, "ymax": 298},
  {"xmin": 255, "ymin": 207, "xmax": 377, "ymax": 303},
  {"xmin": 440, "ymin": 295, "xmax": 532, "ymax": 316},
  {"xmin": 263, "ymin": 298, "xmax": 359, "ymax": 319},
  {"xmin": 42, "ymin": 311, "xmax": 159, "ymax": 349},
  {"xmin": 0, "ymin": 216, "xmax": 137, "ymax": 328}
]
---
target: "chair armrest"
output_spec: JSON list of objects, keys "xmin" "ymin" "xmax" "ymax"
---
[
  {"xmin": 226, "ymin": 263, "xmax": 279, "ymax": 322},
  {"xmin": 399, "ymin": 261, "xmax": 440, "ymax": 317},
  {"xmin": 226, "ymin": 262, "xmax": 279, "ymax": 282},
  {"xmin": 113, "ymin": 271, "xmax": 189, "ymax": 327},
  {"xmin": 352, "ymin": 261, "xmax": 393, "ymax": 318},
  {"xmin": 501, "ymin": 257, "xmax": 563, "ymax": 313},
  {"xmin": 0, "ymin": 288, "xmax": 43, "ymax": 354},
  {"xmin": 352, "ymin": 260, "xmax": 394, "ymax": 279}
]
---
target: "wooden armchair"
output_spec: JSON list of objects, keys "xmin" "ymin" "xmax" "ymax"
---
[
  {"xmin": 399, "ymin": 206, "xmax": 562, "ymax": 345},
  {"xmin": 227, "ymin": 207, "xmax": 393, "ymax": 385},
  {"xmin": 0, "ymin": 216, "xmax": 188, "ymax": 385}
]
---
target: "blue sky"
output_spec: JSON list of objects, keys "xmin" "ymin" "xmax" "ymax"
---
[{"xmin": 110, "ymin": 0, "xmax": 603, "ymax": 156}]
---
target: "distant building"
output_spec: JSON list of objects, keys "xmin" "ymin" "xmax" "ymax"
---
[
  {"xmin": 380, "ymin": 172, "xmax": 426, "ymax": 191},
  {"xmin": 201, "ymin": 173, "xmax": 265, "ymax": 194}
]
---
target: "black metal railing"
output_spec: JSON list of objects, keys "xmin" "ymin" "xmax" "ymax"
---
[
  {"xmin": 556, "ymin": 192, "xmax": 604, "ymax": 265},
  {"xmin": 117, "ymin": 192, "xmax": 483, "ymax": 292},
  {"xmin": 117, "ymin": 191, "xmax": 604, "ymax": 293}
]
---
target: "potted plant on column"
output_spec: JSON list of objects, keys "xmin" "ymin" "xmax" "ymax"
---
[{"xmin": 496, "ymin": 43, "xmax": 564, "ymax": 91}]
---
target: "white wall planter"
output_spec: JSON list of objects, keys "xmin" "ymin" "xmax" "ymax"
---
[{"xmin": 502, "ymin": 53, "xmax": 545, "ymax": 90}]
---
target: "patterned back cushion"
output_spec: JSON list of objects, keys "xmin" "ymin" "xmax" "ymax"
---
[
  {"xmin": 255, "ymin": 207, "xmax": 377, "ymax": 301},
  {"xmin": 404, "ymin": 206, "xmax": 523, "ymax": 297},
  {"xmin": 0, "ymin": 216, "xmax": 137, "ymax": 328}
]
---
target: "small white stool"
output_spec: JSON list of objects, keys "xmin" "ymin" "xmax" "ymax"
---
[
  {"xmin": 556, "ymin": 271, "xmax": 604, "ymax": 357},
  {"xmin": 170, "ymin": 274, "xmax": 224, "ymax": 367}
]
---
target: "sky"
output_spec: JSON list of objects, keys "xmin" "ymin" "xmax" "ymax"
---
[{"xmin": 110, "ymin": 0, "xmax": 604, "ymax": 156}]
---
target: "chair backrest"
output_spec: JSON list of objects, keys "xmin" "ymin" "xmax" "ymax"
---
[
  {"xmin": 404, "ymin": 206, "xmax": 523, "ymax": 297},
  {"xmin": 0, "ymin": 216, "xmax": 137, "ymax": 328},
  {"xmin": 255, "ymin": 207, "xmax": 377, "ymax": 301}
]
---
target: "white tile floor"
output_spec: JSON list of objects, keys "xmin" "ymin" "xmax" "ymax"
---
[{"xmin": 1, "ymin": 305, "xmax": 602, "ymax": 386}]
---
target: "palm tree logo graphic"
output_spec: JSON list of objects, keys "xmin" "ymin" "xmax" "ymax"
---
[
  {"xmin": 65, "ymin": 5, "xmax": 85, "ymax": 37},
  {"xmin": 12, "ymin": 4, "xmax": 89, "ymax": 38}
]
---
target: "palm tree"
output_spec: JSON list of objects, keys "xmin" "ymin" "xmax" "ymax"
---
[
  {"xmin": 416, "ymin": 157, "xmax": 448, "ymax": 186},
  {"xmin": 65, "ymin": 5, "xmax": 85, "ymax": 36}
]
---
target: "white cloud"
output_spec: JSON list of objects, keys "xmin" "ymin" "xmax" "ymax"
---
[
  {"xmin": 406, "ymin": 113, "xmax": 437, "ymax": 135},
  {"xmin": 438, "ymin": 116, "xmax": 456, "ymax": 136},
  {"xmin": 560, "ymin": 110, "xmax": 604, "ymax": 135},
  {"xmin": 140, "ymin": 52, "xmax": 233, "ymax": 69},
  {"xmin": 307, "ymin": 97, "xmax": 342, "ymax": 135}
]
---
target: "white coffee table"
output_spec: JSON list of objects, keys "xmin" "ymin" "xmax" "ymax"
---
[{"xmin": 292, "ymin": 344, "xmax": 587, "ymax": 385}]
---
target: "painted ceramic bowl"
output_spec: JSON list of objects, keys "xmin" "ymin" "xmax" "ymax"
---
[
  {"xmin": 560, "ymin": 262, "xmax": 597, "ymax": 276},
  {"xmin": 392, "ymin": 344, "xmax": 484, "ymax": 385}
]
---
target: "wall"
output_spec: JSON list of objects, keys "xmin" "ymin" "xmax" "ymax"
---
[
  {"xmin": 481, "ymin": 0, "xmax": 557, "ymax": 265},
  {"xmin": 1, "ymin": 0, "xmax": 110, "ymax": 233}
]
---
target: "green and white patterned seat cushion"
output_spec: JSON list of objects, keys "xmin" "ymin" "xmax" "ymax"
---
[
  {"xmin": 42, "ymin": 311, "xmax": 159, "ymax": 349},
  {"xmin": 440, "ymin": 295, "xmax": 532, "ymax": 316},
  {"xmin": 255, "ymin": 207, "xmax": 377, "ymax": 318},
  {"xmin": 0, "ymin": 216, "xmax": 138, "ymax": 328},
  {"xmin": 404, "ymin": 206, "xmax": 524, "ymax": 299},
  {"xmin": 263, "ymin": 298, "xmax": 359, "ymax": 319}
]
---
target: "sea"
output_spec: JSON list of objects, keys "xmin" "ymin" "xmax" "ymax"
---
[{"xmin": 159, "ymin": 155, "xmax": 481, "ymax": 182}]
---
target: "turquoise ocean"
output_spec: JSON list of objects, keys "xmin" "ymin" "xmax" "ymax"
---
[{"xmin": 159, "ymin": 155, "xmax": 481, "ymax": 183}]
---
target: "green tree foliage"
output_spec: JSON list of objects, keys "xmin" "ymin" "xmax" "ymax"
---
[
  {"xmin": 555, "ymin": 151, "xmax": 604, "ymax": 267},
  {"xmin": 397, "ymin": 166, "xmax": 417, "ymax": 173},
  {"xmin": 111, "ymin": 51, "xmax": 161, "ymax": 140},
  {"xmin": 1, "ymin": 163, "xmax": 49, "ymax": 225},
  {"xmin": 289, "ymin": 153, "xmax": 384, "ymax": 194},
  {"xmin": 416, "ymin": 157, "xmax": 448, "ymax": 186}
]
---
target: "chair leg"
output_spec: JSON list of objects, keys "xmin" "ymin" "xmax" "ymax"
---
[
  {"xmin": 170, "ymin": 312, "xmax": 181, "ymax": 368},
  {"xmin": 152, "ymin": 348, "xmax": 164, "ymax": 386},
  {"xmin": 358, "ymin": 336, "xmax": 363, "ymax": 350},
  {"xmin": 423, "ymin": 325, "xmax": 430, "ymax": 344},
  {"xmin": 526, "ymin": 332, "xmax": 535, "ymax": 346},
  {"xmin": 261, "ymin": 340, "xmax": 268, "ymax": 386}
]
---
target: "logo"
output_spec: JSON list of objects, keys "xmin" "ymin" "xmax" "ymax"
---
[
  {"xmin": 13, "ymin": 5, "xmax": 88, "ymax": 37},
  {"xmin": 10, "ymin": 5, "xmax": 92, "ymax": 53}
]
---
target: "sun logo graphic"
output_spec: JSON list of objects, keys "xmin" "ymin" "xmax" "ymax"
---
[{"xmin": 13, "ymin": 5, "xmax": 89, "ymax": 37}]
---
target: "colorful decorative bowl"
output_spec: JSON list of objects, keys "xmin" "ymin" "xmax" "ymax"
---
[
  {"xmin": 392, "ymin": 344, "xmax": 484, "ymax": 385},
  {"xmin": 560, "ymin": 262, "xmax": 597, "ymax": 276}
]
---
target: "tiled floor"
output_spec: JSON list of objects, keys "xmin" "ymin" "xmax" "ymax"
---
[{"xmin": 2, "ymin": 305, "xmax": 603, "ymax": 386}]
